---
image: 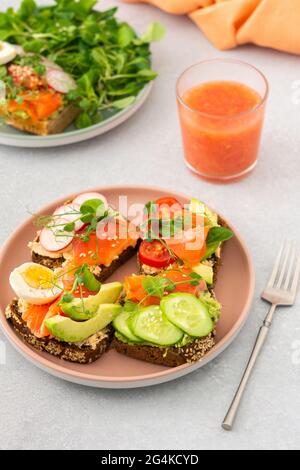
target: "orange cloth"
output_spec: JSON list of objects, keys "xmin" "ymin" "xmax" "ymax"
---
[{"xmin": 123, "ymin": 0, "xmax": 300, "ymax": 54}]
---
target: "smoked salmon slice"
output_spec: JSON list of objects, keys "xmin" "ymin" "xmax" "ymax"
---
[
  {"xmin": 124, "ymin": 268, "xmax": 207, "ymax": 307},
  {"xmin": 73, "ymin": 225, "xmax": 136, "ymax": 267},
  {"xmin": 22, "ymin": 298, "xmax": 63, "ymax": 338}
]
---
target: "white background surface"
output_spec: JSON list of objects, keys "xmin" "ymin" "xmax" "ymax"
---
[{"xmin": 0, "ymin": 0, "xmax": 299, "ymax": 451}]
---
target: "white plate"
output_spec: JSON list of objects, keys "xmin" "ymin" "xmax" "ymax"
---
[{"xmin": 0, "ymin": 83, "xmax": 153, "ymax": 148}]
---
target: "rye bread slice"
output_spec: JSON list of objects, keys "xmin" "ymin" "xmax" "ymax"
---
[
  {"xmin": 32, "ymin": 244, "xmax": 139, "ymax": 283},
  {"xmin": 113, "ymin": 332, "xmax": 215, "ymax": 368},
  {"xmin": 5, "ymin": 299, "xmax": 114, "ymax": 364},
  {"xmin": 31, "ymin": 251, "xmax": 65, "ymax": 269},
  {"xmin": 6, "ymin": 104, "xmax": 80, "ymax": 136}
]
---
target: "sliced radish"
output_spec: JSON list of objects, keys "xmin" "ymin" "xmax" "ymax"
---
[
  {"xmin": 39, "ymin": 224, "xmax": 74, "ymax": 252},
  {"xmin": 41, "ymin": 58, "xmax": 63, "ymax": 72},
  {"xmin": 73, "ymin": 192, "xmax": 108, "ymax": 209},
  {"xmin": 53, "ymin": 204, "xmax": 84, "ymax": 232},
  {"xmin": 46, "ymin": 68, "xmax": 77, "ymax": 94}
]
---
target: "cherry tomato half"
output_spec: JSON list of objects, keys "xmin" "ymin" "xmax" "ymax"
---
[
  {"xmin": 139, "ymin": 240, "xmax": 175, "ymax": 268},
  {"xmin": 155, "ymin": 197, "xmax": 182, "ymax": 222},
  {"xmin": 155, "ymin": 197, "xmax": 181, "ymax": 207}
]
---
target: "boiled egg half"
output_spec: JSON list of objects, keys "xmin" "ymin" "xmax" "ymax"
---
[{"xmin": 9, "ymin": 263, "xmax": 63, "ymax": 305}]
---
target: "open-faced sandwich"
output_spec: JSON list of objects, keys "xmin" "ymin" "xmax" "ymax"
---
[
  {"xmin": 6, "ymin": 262, "xmax": 123, "ymax": 363},
  {"xmin": 113, "ymin": 272, "xmax": 221, "ymax": 367},
  {"xmin": 137, "ymin": 196, "xmax": 230, "ymax": 285},
  {"xmin": 5, "ymin": 192, "xmax": 233, "ymax": 367},
  {"xmin": 112, "ymin": 195, "xmax": 233, "ymax": 366},
  {"xmin": 0, "ymin": 42, "xmax": 80, "ymax": 135},
  {"xmin": 29, "ymin": 192, "xmax": 139, "ymax": 281}
]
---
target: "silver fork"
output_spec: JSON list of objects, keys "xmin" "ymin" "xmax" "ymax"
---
[{"xmin": 222, "ymin": 241, "xmax": 300, "ymax": 431}]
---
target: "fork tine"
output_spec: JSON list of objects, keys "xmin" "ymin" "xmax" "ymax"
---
[
  {"xmin": 267, "ymin": 242, "xmax": 285, "ymax": 288},
  {"xmin": 284, "ymin": 242, "xmax": 296, "ymax": 290},
  {"xmin": 290, "ymin": 252, "xmax": 300, "ymax": 295},
  {"xmin": 276, "ymin": 241, "xmax": 292, "ymax": 288}
]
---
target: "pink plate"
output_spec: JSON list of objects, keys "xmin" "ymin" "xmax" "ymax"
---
[{"xmin": 0, "ymin": 185, "xmax": 255, "ymax": 388}]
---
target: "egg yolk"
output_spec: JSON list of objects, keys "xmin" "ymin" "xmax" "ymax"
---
[{"xmin": 21, "ymin": 265, "xmax": 55, "ymax": 289}]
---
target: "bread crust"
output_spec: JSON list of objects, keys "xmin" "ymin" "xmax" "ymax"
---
[
  {"xmin": 6, "ymin": 104, "xmax": 80, "ymax": 136},
  {"xmin": 5, "ymin": 299, "xmax": 114, "ymax": 364},
  {"xmin": 113, "ymin": 332, "xmax": 215, "ymax": 367},
  {"xmin": 212, "ymin": 215, "xmax": 228, "ymax": 287}
]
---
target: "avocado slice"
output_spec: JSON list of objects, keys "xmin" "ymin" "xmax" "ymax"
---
[
  {"xmin": 189, "ymin": 198, "xmax": 219, "ymax": 227},
  {"xmin": 60, "ymin": 282, "xmax": 123, "ymax": 320},
  {"xmin": 45, "ymin": 303, "xmax": 121, "ymax": 343},
  {"xmin": 192, "ymin": 263, "xmax": 214, "ymax": 285}
]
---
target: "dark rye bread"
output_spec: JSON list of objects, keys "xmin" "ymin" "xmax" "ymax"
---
[
  {"xmin": 31, "ymin": 251, "xmax": 65, "ymax": 269},
  {"xmin": 113, "ymin": 332, "xmax": 216, "ymax": 368},
  {"xmin": 211, "ymin": 215, "xmax": 227, "ymax": 288},
  {"xmin": 5, "ymin": 299, "xmax": 114, "ymax": 364},
  {"xmin": 32, "ymin": 244, "xmax": 140, "ymax": 283}
]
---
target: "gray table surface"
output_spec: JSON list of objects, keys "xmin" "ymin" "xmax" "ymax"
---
[{"xmin": 0, "ymin": 0, "xmax": 299, "ymax": 451}]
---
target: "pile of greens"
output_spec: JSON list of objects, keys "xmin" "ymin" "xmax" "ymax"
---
[{"xmin": 0, "ymin": 0, "xmax": 165, "ymax": 128}]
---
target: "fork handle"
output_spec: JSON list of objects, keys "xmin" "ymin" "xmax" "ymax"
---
[{"xmin": 222, "ymin": 304, "xmax": 277, "ymax": 431}]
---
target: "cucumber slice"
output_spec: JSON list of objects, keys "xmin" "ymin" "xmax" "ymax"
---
[
  {"xmin": 113, "ymin": 311, "xmax": 143, "ymax": 343},
  {"xmin": 130, "ymin": 305, "xmax": 183, "ymax": 346},
  {"xmin": 161, "ymin": 293, "xmax": 214, "ymax": 337}
]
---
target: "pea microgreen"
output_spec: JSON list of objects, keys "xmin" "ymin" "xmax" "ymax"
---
[
  {"xmin": 123, "ymin": 300, "xmax": 139, "ymax": 313},
  {"xmin": 141, "ymin": 276, "xmax": 167, "ymax": 299},
  {"xmin": 58, "ymin": 263, "xmax": 101, "ymax": 317},
  {"xmin": 33, "ymin": 198, "xmax": 110, "ymax": 245},
  {"xmin": 61, "ymin": 292, "xmax": 74, "ymax": 303},
  {"xmin": 139, "ymin": 271, "xmax": 203, "ymax": 305},
  {"xmin": 142, "ymin": 200, "xmax": 192, "ymax": 241}
]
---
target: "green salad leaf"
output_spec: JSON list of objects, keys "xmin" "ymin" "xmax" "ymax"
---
[
  {"xmin": 140, "ymin": 22, "xmax": 166, "ymax": 43},
  {"xmin": 0, "ymin": 0, "xmax": 165, "ymax": 128},
  {"xmin": 18, "ymin": 0, "xmax": 36, "ymax": 20},
  {"xmin": 204, "ymin": 226, "xmax": 234, "ymax": 259}
]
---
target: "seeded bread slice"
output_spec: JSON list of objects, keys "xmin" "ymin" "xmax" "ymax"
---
[
  {"xmin": 5, "ymin": 299, "xmax": 114, "ymax": 364},
  {"xmin": 115, "ymin": 215, "xmax": 227, "ymax": 367},
  {"xmin": 113, "ymin": 332, "xmax": 215, "ymax": 367},
  {"xmin": 6, "ymin": 104, "xmax": 80, "ymax": 136},
  {"xmin": 32, "ymin": 243, "xmax": 140, "ymax": 282}
]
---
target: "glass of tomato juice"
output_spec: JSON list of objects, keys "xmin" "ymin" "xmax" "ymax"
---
[{"xmin": 176, "ymin": 59, "xmax": 269, "ymax": 182}]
